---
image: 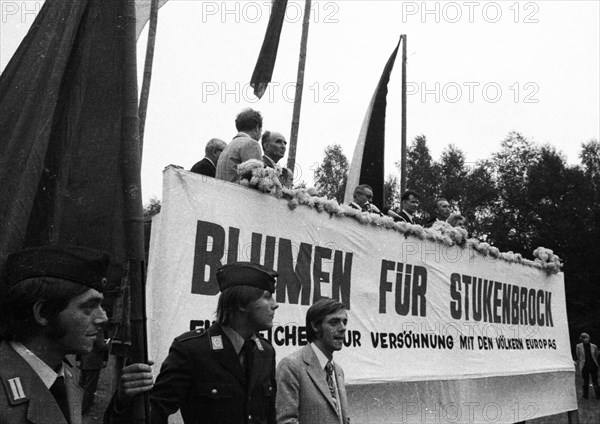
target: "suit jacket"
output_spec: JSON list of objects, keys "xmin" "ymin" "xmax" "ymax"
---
[
  {"xmin": 576, "ymin": 342, "xmax": 599, "ymax": 371},
  {"xmin": 106, "ymin": 323, "xmax": 276, "ymax": 424},
  {"xmin": 397, "ymin": 210, "xmax": 415, "ymax": 224},
  {"xmin": 190, "ymin": 157, "xmax": 216, "ymax": 177},
  {"xmin": 0, "ymin": 340, "xmax": 83, "ymax": 424},
  {"xmin": 276, "ymin": 345, "xmax": 349, "ymax": 424},
  {"xmin": 216, "ymin": 133, "xmax": 262, "ymax": 182}
]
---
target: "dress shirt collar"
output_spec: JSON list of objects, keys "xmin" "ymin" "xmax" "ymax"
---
[
  {"xmin": 263, "ymin": 155, "xmax": 277, "ymax": 168},
  {"xmin": 10, "ymin": 341, "xmax": 64, "ymax": 389},
  {"xmin": 310, "ymin": 342, "xmax": 334, "ymax": 369},
  {"xmin": 221, "ymin": 325, "xmax": 261, "ymax": 355},
  {"xmin": 402, "ymin": 210, "xmax": 414, "ymax": 221},
  {"xmin": 204, "ymin": 157, "xmax": 215, "ymax": 168}
]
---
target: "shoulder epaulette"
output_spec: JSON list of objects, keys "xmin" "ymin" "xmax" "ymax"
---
[
  {"xmin": 256, "ymin": 333, "xmax": 273, "ymax": 347},
  {"xmin": 176, "ymin": 328, "xmax": 207, "ymax": 342}
]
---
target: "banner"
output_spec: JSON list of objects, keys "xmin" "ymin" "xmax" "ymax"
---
[{"xmin": 147, "ymin": 167, "xmax": 577, "ymax": 423}]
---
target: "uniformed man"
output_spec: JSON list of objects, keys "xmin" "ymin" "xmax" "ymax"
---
[
  {"xmin": 107, "ymin": 261, "xmax": 279, "ymax": 424},
  {"xmin": 0, "ymin": 245, "xmax": 110, "ymax": 424}
]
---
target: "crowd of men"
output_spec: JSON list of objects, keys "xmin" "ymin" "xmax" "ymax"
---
[
  {"xmin": 191, "ymin": 107, "xmax": 293, "ymax": 188},
  {"xmin": 0, "ymin": 246, "xmax": 350, "ymax": 424},
  {"xmin": 349, "ymin": 184, "xmax": 468, "ymax": 232},
  {"xmin": 191, "ymin": 107, "xmax": 469, "ymax": 232}
]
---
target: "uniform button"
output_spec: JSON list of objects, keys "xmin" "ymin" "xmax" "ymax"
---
[
  {"xmin": 211, "ymin": 389, "xmax": 218, "ymax": 395},
  {"xmin": 248, "ymin": 415, "xmax": 252, "ymax": 420}
]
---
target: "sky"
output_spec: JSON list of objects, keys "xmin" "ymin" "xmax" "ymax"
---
[{"xmin": 2, "ymin": 0, "xmax": 599, "ymax": 204}]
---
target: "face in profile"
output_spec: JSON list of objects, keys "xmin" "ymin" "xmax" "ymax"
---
[
  {"xmin": 52, "ymin": 288, "xmax": 108, "ymax": 356},
  {"xmin": 247, "ymin": 290, "xmax": 279, "ymax": 331}
]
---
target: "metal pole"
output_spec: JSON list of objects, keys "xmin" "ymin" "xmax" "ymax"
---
[{"xmin": 287, "ymin": 0, "xmax": 312, "ymax": 174}]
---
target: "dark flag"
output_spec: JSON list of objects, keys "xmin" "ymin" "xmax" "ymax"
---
[
  {"xmin": 250, "ymin": 0, "xmax": 288, "ymax": 99},
  {"xmin": 0, "ymin": 1, "xmax": 148, "ymax": 416},
  {"xmin": 343, "ymin": 38, "xmax": 402, "ymax": 209}
]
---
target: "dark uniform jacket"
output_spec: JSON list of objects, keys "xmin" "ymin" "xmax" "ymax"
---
[
  {"xmin": 0, "ymin": 340, "xmax": 83, "ymax": 424},
  {"xmin": 106, "ymin": 323, "xmax": 276, "ymax": 424}
]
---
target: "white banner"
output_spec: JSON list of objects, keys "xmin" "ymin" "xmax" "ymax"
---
[{"xmin": 147, "ymin": 167, "xmax": 577, "ymax": 423}]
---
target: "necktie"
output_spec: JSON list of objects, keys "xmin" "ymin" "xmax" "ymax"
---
[
  {"xmin": 50, "ymin": 375, "xmax": 70, "ymax": 424},
  {"xmin": 325, "ymin": 361, "xmax": 337, "ymax": 401},
  {"xmin": 241, "ymin": 339, "xmax": 255, "ymax": 383}
]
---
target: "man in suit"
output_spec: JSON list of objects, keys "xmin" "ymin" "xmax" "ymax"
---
[
  {"xmin": 216, "ymin": 108, "xmax": 264, "ymax": 182},
  {"xmin": 276, "ymin": 298, "xmax": 350, "ymax": 424},
  {"xmin": 261, "ymin": 130, "xmax": 293, "ymax": 188},
  {"xmin": 190, "ymin": 138, "xmax": 227, "ymax": 177},
  {"xmin": 0, "ymin": 245, "xmax": 110, "ymax": 424},
  {"xmin": 107, "ymin": 262, "xmax": 280, "ymax": 424},
  {"xmin": 576, "ymin": 332, "xmax": 599, "ymax": 399},
  {"xmin": 387, "ymin": 190, "xmax": 420, "ymax": 224},
  {"xmin": 423, "ymin": 197, "xmax": 451, "ymax": 228},
  {"xmin": 348, "ymin": 184, "xmax": 382, "ymax": 215}
]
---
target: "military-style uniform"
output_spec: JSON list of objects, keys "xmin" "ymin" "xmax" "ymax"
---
[
  {"xmin": 107, "ymin": 323, "xmax": 276, "ymax": 424},
  {"xmin": 0, "ymin": 340, "xmax": 83, "ymax": 424}
]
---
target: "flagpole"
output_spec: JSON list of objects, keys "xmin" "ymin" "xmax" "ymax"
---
[
  {"xmin": 287, "ymin": 0, "xmax": 312, "ymax": 173},
  {"xmin": 138, "ymin": 0, "xmax": 159, "ymax": 146},
  {"xmin": 400, "ymin": 34, "xmax": 407, "ymax": 194}
]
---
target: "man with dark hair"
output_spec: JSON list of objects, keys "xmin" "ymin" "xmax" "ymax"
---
[
  {"xmin": 190, "ymin": 138, "xmax": 227, "ymax": 177},
  {"xmin": 348, "ymin": 184, "xmax": 382, "ymax": 215},
  {"xmin": 107, "ymin": 262, "xmax": 279, "ymax": 424},
  {"xmin": 261, "ymin": 131, "xmax": 293, "ymax": 188},
  {"xmin": 424, "ymin": 197, "xmax": 451, "ymax": 228},
  {"xmin": 216, "ymin": 108, "xmax": 264, "ymax": 182},
  {"xmin": 0, "ymin": 245, "xmax": 109, "ymax": 424},
  {"xmin": 386, "ymin": 190, "xmax": 420, "ymax": 224},
  {"xmin": 276, "ymin": 298, "xmax": 350, "ymax": 424}
]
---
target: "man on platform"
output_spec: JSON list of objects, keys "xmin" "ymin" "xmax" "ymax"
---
[
  {"xmin": 276, "ymin": 298, "xmax": 350, "ymax": 424},
  {"xmin": 348, "ymin": 184, "xmax": 382, "ymax": 215},
  {"xmin": 261, "ymin": 130, "xmax": 293, "ymax": 188},
  {"xmin": 388, "ymin": 190, "xmax": 420, "ymax": 224},
  {"xmin": 0, "ymin": 245, "xmax": 110, "ymax": 424},
  {"xmin": 576, "ymin": 332, "xmax": 599, "ymax": 399},
  {"xmin": 190, "ymin": 138, "xmax": 227, "ymax": 178},
  {"xmin": 423, "ymin": 198, "xmax": 451, "ymax": 228},
  {"xmin": 216, "ymin": 108, "xmax": 264, "ymax": 182},
  {"xmin": 107, "ymin": 262, "xmax": 280, "ymax": 424}
]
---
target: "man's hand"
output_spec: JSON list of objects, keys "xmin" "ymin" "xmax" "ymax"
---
[{"xmin": 116, "ymin": 361, "xmax": 154, "ymax": 406}]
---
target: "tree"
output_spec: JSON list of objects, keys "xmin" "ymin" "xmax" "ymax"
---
[
  {"xmin": 384, "ymin": 174, "xmax": 400, "ymax": 209},
  {"xmin": 143, "ymin": 197, "xmax": 161, "ymax": 219},
  {"xmin": 402, "ymin": 135, "xmax": 439, "ymax": 219},
  {"xmin": 313, "ymin": 144, "xmax": 348, "ymax": 203},
  {"xmin": 438, "ymin": 144, "xmax": 468, "ymax": 208}
]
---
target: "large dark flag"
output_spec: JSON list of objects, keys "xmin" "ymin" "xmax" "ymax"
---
[
  {"xmin": 250, "ymin": 0, "xmax": 288, "ymax": 99},
  {"xmin": 343, "ymin": 38, "xmax": 402, "ymax": 209},
  {"xmin": 0, "ymin": 0, "xmax": 148, "ymax": 395}
]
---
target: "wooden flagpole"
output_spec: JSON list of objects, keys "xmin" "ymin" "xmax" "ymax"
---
[
  {"xmin": 138, "ymin": 0, "xmax": 159, "ymax": 146},
  {"xmin": 400, "ymin": 34, "xmax": 408, "ymax": 194},
  {"xmin": 287, "ymin": 0, "xmax": 312, "ymax": 174}
]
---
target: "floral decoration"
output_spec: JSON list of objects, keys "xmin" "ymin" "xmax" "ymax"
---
[{"xmin": 236, "ymin": 160, "xmax": 563, "ymax": 274}]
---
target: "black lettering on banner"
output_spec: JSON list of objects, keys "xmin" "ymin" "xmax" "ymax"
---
[
  {"xmin": 379, "ymin": 260, "xmax": 427, "ymax": 316},
  {"xmin": 313, "ymin": 246, "xmax": 332, "ymax": 302},
  {"xmin": 276, "ymin": 239, "xmax": 312, "ymax": 305},
  {"xmin": 450, "ymin": 273, "xmax": 461, "ymax": 319},
  {"xmin": 191, "ymin": 220, "xmax": 225, "ymax": 295},
  {"xmin": 332, "ymin": 250, "xmax": 352, "ymax": 307},
  {"xmin": 449, "ymin": 273, "xmax": 554, "ymax": 327}
]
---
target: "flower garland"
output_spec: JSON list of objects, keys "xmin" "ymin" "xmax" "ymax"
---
[{"xmin": 236, "ymin": 160, "xmax": 563, "ymax": 274}]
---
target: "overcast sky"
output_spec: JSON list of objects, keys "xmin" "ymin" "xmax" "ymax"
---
[{"xmin": 2, "ymin": 0, "xmax": 599, "ymax": 203}]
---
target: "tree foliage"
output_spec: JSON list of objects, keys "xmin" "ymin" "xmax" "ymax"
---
[{"xmin": 314, "ymin": 144, "xmax": 349, "ymax": 203}]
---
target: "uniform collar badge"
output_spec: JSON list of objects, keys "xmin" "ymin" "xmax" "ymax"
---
[
  {"xmin": 2, "ymin": 376, "xmax": 29, "ymax": 405},
  {"xmin": 211, "ymin": 335, "xmax": 223, "ymax": 350}
]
